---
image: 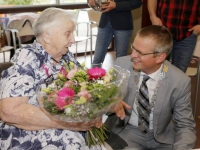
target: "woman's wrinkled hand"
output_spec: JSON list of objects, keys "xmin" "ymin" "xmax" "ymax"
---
[
  {"xmin": 111, "ymin": 100, "xmax": 131, "ymax": 120},
  {"xmin": 42, "ymin": 107, "xmax": 103, "ymax": 131},
  {"xmin": 54, "ymin": 117, "xmax": 103, "ymax": 131}
]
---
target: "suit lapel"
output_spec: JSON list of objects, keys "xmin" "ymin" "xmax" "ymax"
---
[
  {"xmin": 124, "ymin": 65, "xmax": 137, "ymax": 124},
  {"xmin": 127, "ymin": 68, "xmax": 137, "ymax": 106},
  {"xmin": 153, "ymin": 61, "xmax": 170, "ymax": 132}
]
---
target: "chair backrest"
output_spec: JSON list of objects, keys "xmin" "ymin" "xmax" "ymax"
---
[
  {"xmin": 7, "ymin": 13, "xmax": 39, "ymax": 32},
  {"xmin": 0, "ymin": 22, "xmax": 8, "ymax": 47},
  {"xmin": 19, "ymin": 19, "xmax": 34, "ymax": 37},
  {"xmin": 193, "ymin": 36, "xmax": 200, "ymax": 58},
  {"xmin": 19, "ymin": 19, "xmax": 35, "ymax": 45},
  {"xmin": 7, "ymin": 13, "xmax": 39, "ymax": 47},
  {"xmin": 87, "ymin": 8, "xmax": 101, "ymax": 27}
]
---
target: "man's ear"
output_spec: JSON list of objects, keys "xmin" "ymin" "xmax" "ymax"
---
[
  {"xmin": 156, "ymin": 53, "xmax": 167, "ymax": 63},
  {"xmin": 42, "ymin": 32, "xmax": 51, "ymax": 44}
]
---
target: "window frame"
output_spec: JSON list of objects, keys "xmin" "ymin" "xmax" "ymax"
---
[{"xmin": 0, "ymin": 3, "xmax": 89, "ymax": 14}]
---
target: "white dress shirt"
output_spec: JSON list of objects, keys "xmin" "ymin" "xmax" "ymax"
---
[{"xmin": 128, "ymin": 64, "xmax": 163, "ymax": 130}]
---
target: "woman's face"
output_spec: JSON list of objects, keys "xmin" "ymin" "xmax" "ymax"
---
[{"xmin": 48, "ymin": 20, "xmax": 75, "ymax": 60}]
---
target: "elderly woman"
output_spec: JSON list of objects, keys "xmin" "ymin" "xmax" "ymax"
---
[{"xmin": 0, "ymin": 8, "xmax": 102, "ymax": 150}]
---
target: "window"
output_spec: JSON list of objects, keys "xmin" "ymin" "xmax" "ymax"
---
[
  {"xmin": 0, "ymin": 0, "xmax": 87, "ymax": 5},
  {"xmin": 61, "ymin": 0, "xmax": 87, "ymax": 3}
]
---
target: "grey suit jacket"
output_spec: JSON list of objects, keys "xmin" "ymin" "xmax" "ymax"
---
[{"xmin": 105, "ymin": 56, "xmax": 196, "ymax": 149}]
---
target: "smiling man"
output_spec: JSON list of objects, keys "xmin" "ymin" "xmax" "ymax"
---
[{"xmin": 105, "ymin": 25, "xmax": 196, "ymax": 150}]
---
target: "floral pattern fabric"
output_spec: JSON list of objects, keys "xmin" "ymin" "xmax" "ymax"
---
[{"xmin": 0, "ymin": 41, "xmax": 99, "ymax": 150}]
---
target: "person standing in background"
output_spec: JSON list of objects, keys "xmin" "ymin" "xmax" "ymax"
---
[
  {"xmin": 147, "ymin": 0, "xmax": 200, "ymax": 73},
  {"xmin": 89, "ymin": 0, "xmax": 142, "ymax": 66}
]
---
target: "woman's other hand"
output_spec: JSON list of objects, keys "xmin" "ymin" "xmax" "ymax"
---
[
  {"xmin": 54, "ymin": 117, "xmax": 103, "ymax": 131},
  {"xmin": 0, "ymin": 97, "xmax": 102, "ymax": 131}
]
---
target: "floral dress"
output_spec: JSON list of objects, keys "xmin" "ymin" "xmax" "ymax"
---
[{"xmin": 0, "ymin": 41, "xmax": 99, "ymax": 150}]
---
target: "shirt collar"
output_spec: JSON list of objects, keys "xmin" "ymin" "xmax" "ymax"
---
[
  {"xmin": 141, "ymin": 64, "xmax": 163, "ymax": 81},
  {"xmin": 32, "ymin": 40, "xmax": 81, "ymax": 68}
]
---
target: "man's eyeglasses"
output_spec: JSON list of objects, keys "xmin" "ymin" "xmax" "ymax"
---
[{"xmin": 130, "ymin": 43, "xmax": 160, "ymax": 57}]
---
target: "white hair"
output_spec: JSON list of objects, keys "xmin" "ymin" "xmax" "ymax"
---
[{"xmin": 32, "ymin": 7, "xmax": 76, "ymax": 41}]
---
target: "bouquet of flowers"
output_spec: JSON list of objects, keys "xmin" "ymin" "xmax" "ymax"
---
[{"xmin": 37, "ymin": 62, "xmax": 130, "ymax": 147}]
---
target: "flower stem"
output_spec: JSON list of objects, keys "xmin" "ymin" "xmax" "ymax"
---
[{"xmin": 86, "ymin": 124, "xmax": 109, "ymax": 147}]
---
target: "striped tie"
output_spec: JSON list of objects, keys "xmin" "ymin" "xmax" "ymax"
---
[{"xmin": 138, "ymin": 75, "xmax": 150, "ymax": 134}]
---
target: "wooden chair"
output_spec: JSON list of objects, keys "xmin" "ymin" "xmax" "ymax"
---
[
  {"xmin": 6, "ymin": 13, "xmax": 39, "ymax": 59},
  {"xmin": 0, "ymin": 22, "xmax": 15, "ymax": 62},
  {"xmin": 186, "ymin": 35, "xmax": 200, "ymax": 118},
  {"xmin": 17, "ymin": 19, "xmax": 35, "ymax": 47},
  {"xmin": 0, "ymin": 62, "xmax": 13, "ymax": 78}
]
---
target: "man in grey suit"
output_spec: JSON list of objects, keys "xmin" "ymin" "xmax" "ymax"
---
[{"xmin": 105, "ymin": 25, "xmax": 196, "ymax": 149}]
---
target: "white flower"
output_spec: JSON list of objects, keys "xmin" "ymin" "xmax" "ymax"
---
[
  {"xmin": 97, "ymin": 80, "xmax": 104, "ymax": 84},
  {"xmin": 79, "ymin": 82, "xmax": 87, "ymax": 90},
  {"xmin": 64, "ymin": 107, "xmax": 71, "ymax": 114},
  {"xmin": 103, "ymin": 73, "xmax": 112, "ymax": 84},
  {"xmin": 49, "ymin": 82, "xmax": 56, "ymax": 88}
]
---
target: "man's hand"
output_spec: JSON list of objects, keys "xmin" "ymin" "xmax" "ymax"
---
[
  {"xmin": 150, "ymin": 16, "xmax": 163, "ymax": 26},
  {"xmin": 188, "ymin": 25, "xmax": 200, "ymax": 36},
  {"xmin": 101, "ymin": 1, "xmax": 116, "ymax": 13},
  {"xmin": 94, "ymin": 118, "xmax": 103, "ymax": 128},
  {"xmin": 88, "ymin": 0, "xmax": 95, "ymax": 7},
  {"xmin": 111, "ymin": 100, "xmax": 131, "ymax": 120}
]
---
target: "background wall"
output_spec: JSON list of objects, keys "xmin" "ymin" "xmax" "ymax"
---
[
  {"xmin": 128, "ymin": 0, "xmax": 152, "ymax": 54},
  {"xmin": 128, "ymin": 6, "xmax": 143, "ymax": 54}
]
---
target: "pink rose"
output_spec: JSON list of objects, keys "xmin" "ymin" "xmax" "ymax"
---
[
  {"xmin": 64, "ymin": 80, "xmax": 73, "ymax": 88},
  {"xmin": 67, "ymin": 68, "xmax": 78, "ymax": 79},
  {"xmin": 77, "ymin": 90, "xmax": 92, "ymax": 100}
]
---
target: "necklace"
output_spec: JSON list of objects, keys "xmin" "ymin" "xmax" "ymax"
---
[{"xmin": 134, "ymin": 62, "xmax": 168, "ymax": 131}]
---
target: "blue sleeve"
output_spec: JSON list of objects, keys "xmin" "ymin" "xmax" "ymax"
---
[{"xmin": 115, "ymin": 0, "xmax": 142, "ymax": 11}]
